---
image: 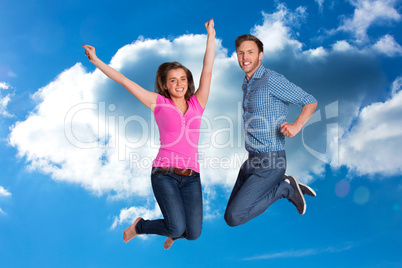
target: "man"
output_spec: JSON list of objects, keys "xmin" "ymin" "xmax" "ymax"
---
[{"xmin": 224, "ymin": 34, "xmax": 318, "ymax": 227}]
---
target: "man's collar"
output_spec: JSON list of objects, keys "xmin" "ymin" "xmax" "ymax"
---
[
  {"xmin": 244, "ymin": 64, "xmax": 265, "ymax": 83},
  {"xmin": 253, "ymin": 64, "xmax": 265, "ymax": 79}
]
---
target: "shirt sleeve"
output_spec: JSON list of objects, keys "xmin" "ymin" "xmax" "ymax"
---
[
  {"xmin": 153, "ymin": 94, "xmax": 167, "ymax": 115},
  {"xmin": 269, "ymin": 73, "xmax": 317, "ymax": 106},
  {"xmin": 190, "ymin": 95, "xmax": 205, "ymax": 114}
]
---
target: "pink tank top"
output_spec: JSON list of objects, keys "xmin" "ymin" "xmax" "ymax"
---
[{"xmin": 152, "ymin": 94, "xmax": 204, "ymax": 172}]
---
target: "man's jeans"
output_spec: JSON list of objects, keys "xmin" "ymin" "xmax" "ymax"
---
[
  {"xmin": 135, "ymin": 167, "xmax": 203, "ymax": 240},
  {"xmin": 224, "ymin": 151, "xmax": 293, "ymax": 226}
]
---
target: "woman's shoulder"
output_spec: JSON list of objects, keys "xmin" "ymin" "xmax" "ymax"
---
[
  {"xmin": 156, "ymin": 94, "xmax": 172, "ymax": 104},
  {"xmin": 153, "ymin": 94, "xmax": 172, "ymax": 114},
  {"xmin": 189, "ymin": 94, "xmax": 204, "ymax": 112}
]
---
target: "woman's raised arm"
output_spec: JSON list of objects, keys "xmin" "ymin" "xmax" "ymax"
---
[
  {"xmin": 82, "ymin": 45, "xmax": 158, "ymax": 110},
  {"xmin": 195, "ymin": 19, "xmax": 215, "ymax": 109}
]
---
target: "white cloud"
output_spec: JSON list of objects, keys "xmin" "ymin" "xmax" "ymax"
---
[
  {"xmin": 0, "ymin": 82, "xmax": 9, "ymax": 90},
  {"xmin": 337, "ymin": 0, "xmax": 401, "ymax": 43},
  {"xmin": 243, "ymin": 243, "xmax": 355, "ymax": 260},
  {"xmin": 332, "ymin": 40, "xmax": 355, "ymax": 52},
  {"xmin": 0, "ymin": 95, "xmax": 12, "ymax": 117},
  {"xmin": 315, "ymin": 0, "xmax": 325, "ymax": 11},
  {"xmin": 304, "ymin": 46, "xmax": 328, "ymax": 58},
  {"xmin": 337, "ymin": 77, "xmax": 402, "ymax": 176},
  {"xmin": 0, "ymin": 186, "xmax": 11, "ymax": 216},
  {"xmin": 203, "ymin": 185, "xmax": 221, "ymax": 220},
  {"xmin": 391, "ymin": 76, "xmax": 402, "ymax": 96},
  {"xmin": 0, "ymin": 186, "xmax": 11, "ymax": 197},
  {"xmin": 372, "ymin": 34, "xmax": 402, "ymax": 57},
  {"xmin": 110, "ymin": 202, "xmax": 161, "ymax": 230},
  {"xmin": 251, "ymin": 4, "xmax": 305, "ymax": 54},
  {"xmin": 0, "ymin": 82, "xmax": 14, "ymax": 117}
]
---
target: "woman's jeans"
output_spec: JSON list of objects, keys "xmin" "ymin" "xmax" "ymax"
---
[
  {"xmin": 224, "ymin": 151, "xmax": 293, "ymax": 227},
  {"xmin": 135, "ymin": 167, "xmax": 203, "ymax": 240}
]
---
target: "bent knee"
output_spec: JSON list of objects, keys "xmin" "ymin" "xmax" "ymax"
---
[
  {"xmin": 224, "ymin": 211, "xmax": 242, "ymax": 227},
  {"xmin": 167, "ymin": 223, "xmax": 186, "ymax": 239},
  {"xmin": 186, "ymin": 229, "xmax": 201, "ymax": 241}
]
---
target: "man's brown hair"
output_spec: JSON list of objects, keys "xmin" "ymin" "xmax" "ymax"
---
[{"xmin": 235, "ymin": 34, "xmax": 264, "ymax": 54}]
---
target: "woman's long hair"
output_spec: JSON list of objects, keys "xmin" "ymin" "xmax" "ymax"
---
[{"xmin": 155, "ymin": 62, "xmax": 195, "ymax": 101}]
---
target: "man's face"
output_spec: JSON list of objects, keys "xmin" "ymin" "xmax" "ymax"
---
[{"xmin": 236, "ymin": 41, "xmax": 263, "ymax": 78}]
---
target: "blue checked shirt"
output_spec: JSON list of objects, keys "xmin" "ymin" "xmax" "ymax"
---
[{"xmin": 243, "ymin": 65, "xmax": 317, "ymax": 153}]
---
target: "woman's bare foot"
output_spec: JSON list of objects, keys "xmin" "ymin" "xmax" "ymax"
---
[
  {"xmin": 123, "ymin": 217, "xmax": 142, "ymax": 243},
  {"xmin": 164, "ymin": 237, "xmax": 175, "ymax": 250}
]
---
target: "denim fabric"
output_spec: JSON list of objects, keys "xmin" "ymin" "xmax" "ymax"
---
[
  {"xmin": 224, "ymin": 151, "xmax": 293, "ymax": 226},
  {"xmin": 135, "ymin": 167, "xmax": 203, "ymax": 240}
]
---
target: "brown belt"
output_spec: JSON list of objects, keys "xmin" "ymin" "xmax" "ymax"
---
[{"xmin": 156, "ymin": 166, "xmax": 197, "ymax": 176}]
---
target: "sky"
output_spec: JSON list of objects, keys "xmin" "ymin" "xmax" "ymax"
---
[{"xmin": 1, "ymin": 0, "xmax": 402, "ymax": 267}]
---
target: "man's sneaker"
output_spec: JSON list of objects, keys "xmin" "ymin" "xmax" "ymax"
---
[
  {"xmin": 298, "ymin": 182, "xmax": 317, "ymax": 197},
  {"xmin": 283, "ymin": 174, "xmax": 317, "ymax": 197},
  {"xmin": 284, "ymin": 175, "xmax": 306, "ymax": 215}
]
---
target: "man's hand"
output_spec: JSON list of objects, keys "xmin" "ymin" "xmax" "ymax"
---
[
  {"xmin": 281, "ymin": 102, "xmax": 318, "ymax": 138},
  {"xmin": 280, "ymin": 122, "xmax": 302, "ymax": 138}
]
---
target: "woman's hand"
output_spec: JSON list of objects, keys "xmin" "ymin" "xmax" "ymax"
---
[
  {"xmin": 205, "ymin": 19, "xmax": 215, "ymax": 37},
  {"xmin": 196, "ymin": 19, "xmax": 215, "ymax": 109},
  {"xmin": 80, "ymin": 44, "xmax": 157, "ymax": 110},
  {"xmin": 82, "ymin": 44, "xmax": 98, "ymax": 63}
]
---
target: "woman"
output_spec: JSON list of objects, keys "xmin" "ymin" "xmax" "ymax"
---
[{"xmin": 82, "ymin": 19, "xmax": 215, "ymax": 249}]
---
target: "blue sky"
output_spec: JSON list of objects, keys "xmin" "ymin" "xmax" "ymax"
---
[{"xmin": 1, "ymin": 0, "xmax": 402, "ymax": 267}]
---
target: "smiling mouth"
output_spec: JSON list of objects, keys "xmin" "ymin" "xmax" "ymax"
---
[
  {"xmin": 176, "ymin": 88, "xmax": 184, "ymax": 92},
  {"xmin": 243, "ymin": 62, "xmax": 251, "ymax": 66}
]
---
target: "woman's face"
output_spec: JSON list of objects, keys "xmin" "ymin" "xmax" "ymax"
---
[{"xmin": 164, "ymin": 68, "xmax": 188, "ymax": 99}]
